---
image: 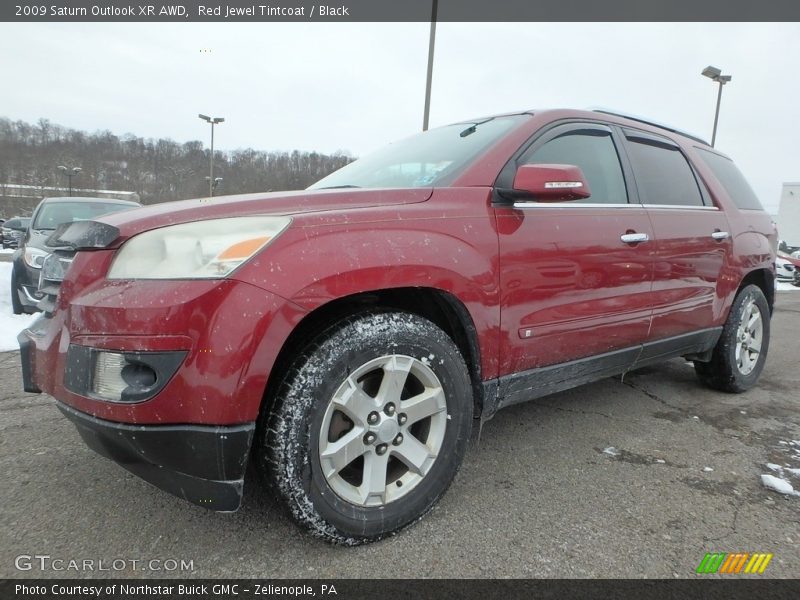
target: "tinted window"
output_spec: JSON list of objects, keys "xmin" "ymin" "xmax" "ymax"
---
[
  {"xmin": 696, "ymin": 148, "xmax": 763, "ymax": 210},
  {"xmin": 521, "ymin": 130, "xmax": 627, "ymax": 204},
  {"xmin": 5, "ymin": 219, "xmax": 19, "ymax": 228},
  {"xmin": 625, "ymin": 139, "xmax": 704, "ymax": 206}
]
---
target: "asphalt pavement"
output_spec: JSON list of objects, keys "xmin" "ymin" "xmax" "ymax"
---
[{"xmin": 1, "ymin": 294, "xmax": 798, "ymax": 579}]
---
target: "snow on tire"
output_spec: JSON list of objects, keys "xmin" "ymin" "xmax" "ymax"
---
[{"xmin": 256, "ymin": 311, "xmax": 473, "ymax": 545}]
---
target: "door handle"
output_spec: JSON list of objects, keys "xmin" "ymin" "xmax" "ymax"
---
[
  {"xmin": 620, "ymin": 232, "xmax": 649, "ymax": 244},
  {"xmin": 711, "ymin": 230, "xmax": 730, "ymax": 241}
]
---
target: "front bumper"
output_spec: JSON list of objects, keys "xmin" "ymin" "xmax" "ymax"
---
[
  {"xmin": 57, "ymin": 401, "xmax": 254, "ymax": 511},
  {"xmin": 18, "ymin": 249, "xmax": 306, "ymax": 511}
]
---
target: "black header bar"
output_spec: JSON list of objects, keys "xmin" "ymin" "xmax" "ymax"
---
[{"xmin": 3, "ymin": 0, "xmax": 800, "ymax": 22}]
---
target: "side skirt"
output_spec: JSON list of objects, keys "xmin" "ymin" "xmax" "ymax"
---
[{"xmin": 480, "ymin": 327, "xmax": 722, "ymax": 420}]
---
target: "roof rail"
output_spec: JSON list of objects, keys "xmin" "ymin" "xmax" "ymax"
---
[{"xmin": 591, "ymin": 108, "xmax": 709, "ymax": 146}]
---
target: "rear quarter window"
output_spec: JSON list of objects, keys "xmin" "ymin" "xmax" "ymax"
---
[{"xmin": 696, "ymin": 148, "xmax": 763, "ymax": 210}]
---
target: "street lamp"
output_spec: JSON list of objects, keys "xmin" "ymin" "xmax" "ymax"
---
[
  {"xmin": 198, "ymin": 114, "xmax": 225, "ymax": 197},
  {"xmin": 57, "ymin": 165, "xmax": 82, "ymax": 196},
  {"xmin": 701, "ymin": 65, "xmax": 732, "ymax": 147},
  {"xmin": 205, "ymin": 176, "xmax": 223, "ymax": 193}
]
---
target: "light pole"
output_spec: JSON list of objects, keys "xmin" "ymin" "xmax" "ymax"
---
[
  {"xmin": 57, "ymin": 165, "xmax": 82, "ymax": 196},
  {"xmin": 205, "ymin": 176, "xmax": 223, "ymax": 193},
  {"xmin": 701, "ymin": 66, "xmax": 732, "ymax": 147},
  {"xmin": 422, "ymin": 0, "xmax": 438, "ymax": 131},
  {"xmin": 198, "ymin": 114, "xmax": 224, "ymax": 197}
]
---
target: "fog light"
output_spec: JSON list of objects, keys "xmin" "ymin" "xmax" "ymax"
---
[
  {"xmin": 92, "ymin": 352, "xmax": 128, "ymax": 401},
  {"xmin": 121, "ymin": 362, "xmax": 157, "ymax": 388}
]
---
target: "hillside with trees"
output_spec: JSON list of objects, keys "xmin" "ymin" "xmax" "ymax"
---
[{"xmin": 0, "ymin": 117, "xmax": 353, "ymax": 204}]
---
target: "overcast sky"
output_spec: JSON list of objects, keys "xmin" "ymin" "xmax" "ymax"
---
[{"xmin": 2, "ymin": 22, "xmax": 798, "ymax": 212}]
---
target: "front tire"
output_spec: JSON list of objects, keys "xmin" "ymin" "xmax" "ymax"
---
[
  {"xmin": 695, "ymin": 284, "xmax": 770, "ymax": 393},
  {"xmin": 10, "ymin": 266, "xmax": 24, "ymax": 315},
  {"xmin": 257, "ymin": 312, "xmax": 473, "ymax": 545}
]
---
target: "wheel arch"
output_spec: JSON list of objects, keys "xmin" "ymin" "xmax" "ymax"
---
[
  {"xmin": 738, "ymin": 268, "xmax": 775, "ymax": 315},
  {"xmin": 258, "ymin": 287, "xmax": 486, "ymax": 428}
]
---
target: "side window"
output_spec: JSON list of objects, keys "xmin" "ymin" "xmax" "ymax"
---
[
  {"xmin": 625, "ymin": 137, "xmax": 705, "ymax": 207},
  {"xmin": 520, "ymin": 130, "xmax": 628, "ymax": 204},
  {"xmin": 695, "ymin": 147, "xmax": 763, "ymax": 210}
]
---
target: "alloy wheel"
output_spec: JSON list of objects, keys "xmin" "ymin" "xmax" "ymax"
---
[{"xmin": 318, "ymin": 354, "xmax": 448, "ymax": 507}]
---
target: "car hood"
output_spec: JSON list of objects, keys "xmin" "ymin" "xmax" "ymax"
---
[
  {"xmin": 24, "ymin": 229, "xmax": 57, "ymax": 251},
  {"xmin": 96, "ymin": 187, "xmax": 432, "ymax": 245},
  {"xmin": 778, "ymin": 255, "xmax": 800, "ymax": 268}
]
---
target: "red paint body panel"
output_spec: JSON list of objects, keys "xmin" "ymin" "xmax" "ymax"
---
[
  {"xmin": 22, "ymin": 109, "xmax": 777, "ymax": 430},
  {"xmin": 495, "ymin": 204, "xmax": 656, "ymax": 372}
]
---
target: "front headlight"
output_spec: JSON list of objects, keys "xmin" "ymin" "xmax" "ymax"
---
[
  {"xmin": 24, "ymin": 247, "xmax": 50, "ymax": 269},
  {"xmin": 107, "ymin": 216, "xmax": 291, "ymax": 279}
]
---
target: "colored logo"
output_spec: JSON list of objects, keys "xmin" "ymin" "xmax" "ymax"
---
[{"xmin": 696, "ymin": 552, "xmax": 773, "ymax": 574}]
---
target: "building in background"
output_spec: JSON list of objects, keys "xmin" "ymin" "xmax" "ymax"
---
[{"xmin": 777, "ymin": 182, "xmax": 800, "ymax": 252}]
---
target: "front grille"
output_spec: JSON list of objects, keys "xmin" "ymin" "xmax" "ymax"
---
[{"xmin": 37, "ymin": 251, "xmax": 75, "ymax": 316}]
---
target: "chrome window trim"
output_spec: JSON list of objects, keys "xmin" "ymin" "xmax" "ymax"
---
[
  {"xmin": 642, "ymin": 204, "xmax": 720, "ymax": 211},
  {"xmin": 512, "ymin": 202, "xmax": 636, "ymax": 209},
  {"xmin": 512, "ymin": 201, "xmax": 719, "ymax": 210}
]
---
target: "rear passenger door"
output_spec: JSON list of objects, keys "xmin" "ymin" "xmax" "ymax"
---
[{"xmin": 619, "ymin": 128, "xmax": 732, "ymax": 342}]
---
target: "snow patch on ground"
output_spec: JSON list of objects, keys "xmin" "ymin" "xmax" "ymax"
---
[
  {"xmin": 776, "ymin": 281, "xmax": 800, "ymax": 292},
  {"xmin": 760, "ymin": 473, "xmax": 800, "ymax": 497},
  {"xmin": 602, "ymin": 446, "xmax": 620, "ymax": 457},
  {"xmin": 0, "ymin": 248, "xmax": 15, "ymax": 255},
  {"xmin": 761, "ymin": 462, "xmax": 800, "ymax": 498},
  {"xmin": 0, "ymin": 263, "xmax": 38, "ymax": 352}
]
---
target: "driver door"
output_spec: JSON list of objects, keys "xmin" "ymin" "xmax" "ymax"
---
[{"xmin": 495, "ymin": 122, "xmax": 656, "ymax": 388}]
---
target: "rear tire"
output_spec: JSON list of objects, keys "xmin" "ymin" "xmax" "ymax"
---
[
  {"xmin": 695, "ymin": 284, "xmax": 770, "ymax": 393},
  {"xmin": 256, "ymin": 311, "xmax": 473, "ymax": 545}
]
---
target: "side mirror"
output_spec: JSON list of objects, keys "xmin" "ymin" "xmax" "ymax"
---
[{"xmin": 505, "ymin": 164, "xmax": 592, "ymax": 202}]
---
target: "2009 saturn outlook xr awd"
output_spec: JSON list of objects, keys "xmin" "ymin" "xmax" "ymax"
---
[{"xmin": 19, "ymin": 109, "xmax": 776, "ymax": 545}]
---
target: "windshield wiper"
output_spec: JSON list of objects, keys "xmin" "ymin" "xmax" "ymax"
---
[
  {"xmin": 318, "ymin": 185, "xmax": 362, "ymax": 189},
  {"xmin": 459, "ymin": 117, "xmax": 495, "ymax": 138}
]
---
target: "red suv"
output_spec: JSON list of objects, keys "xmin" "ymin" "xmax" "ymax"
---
[{"xmin": 19, "ymin": 109, "xmax": 776, "ymax": 545}]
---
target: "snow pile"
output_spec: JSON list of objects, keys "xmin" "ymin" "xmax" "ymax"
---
[
  {"xmin": 760, "ymin": 463, "xmax": 800, "ymax": 497},
  {"xmin": 0, "ymin": 263, "xmax": 38, "ymax": 352}
]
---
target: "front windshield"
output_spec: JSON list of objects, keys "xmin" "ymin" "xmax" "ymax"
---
[
  {"xmin": 309, "ymin": 115, "xmax": 526, "ymax": 190},
  {"xmin": 33, "ymin": 202, "xmax": 135, "ymax": 230}
]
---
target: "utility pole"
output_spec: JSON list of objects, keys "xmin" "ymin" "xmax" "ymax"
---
[{"xmin": 422, "ymin": 0, "xmax": 438, "ymax": 131}]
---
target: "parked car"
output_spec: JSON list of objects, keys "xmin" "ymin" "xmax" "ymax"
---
[
  {"xmin": 2, "ymin": 217, "xmax": 31, "ymax": 249},
  {"xmin": 10, "ymin": 197, "xmax": 140, "ymax": 314},
  {"xmin": 19, "ymin": 109, "xmax": 776, "ymax": 545},
  {"xmin": 775, "ymin": 256, "xmax": 797, "ymax": 282}
]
